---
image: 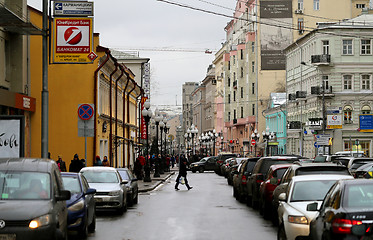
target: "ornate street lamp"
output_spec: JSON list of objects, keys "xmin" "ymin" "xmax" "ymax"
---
[
  {"xmin": 209, "ymin": 129, "xmax": 219, "ymax": 156},
  {"xmin": 159, "ymin": 120, "xmax": 165, "ymax": 174},
  {"xmin": 141, "ymin": 99, "xmax": 152, "ymax": 182},
  {"xmin": 153, "ymin": 109, "xmax": 162, "ymax": 177},
  {"xmin": 184, "ymin": 132, "xmax": 191, "ymax": 156},
  {"xmin": 262, "ymin": 127, "xmax": 275, "ymax": 156},
  {"xmin": 251, "ymin": 129, "xmax": 260, "ymax": 157},
  {"xmin": 187, "ymin": 124, "xmax": 198, "ymax": 156}
]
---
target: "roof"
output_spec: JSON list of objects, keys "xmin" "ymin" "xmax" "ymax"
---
[
  {"xmin": 0, "ymin": 158, "xmax": 54, "ymax": 172},
  {"xmin": 80, "ymin": 166, "xmax": 117, "ymax": 172}
]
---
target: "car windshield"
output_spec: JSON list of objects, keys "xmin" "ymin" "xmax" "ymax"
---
[
  {"xmin": 259, "ymin": 159, "xmax": 295, "ymax": 176},
  {"xmin": 81, "ymin": 171, "xmax": 119, "ymax": 183},
  {"xmin": 62, "ymin": 176, "xmax": 81, "ymax": 194},
  {"xmin": 118, "ymin": 170, "xmax": 130, "ymax": 180},
  {"xmin": 296, "ymin": 167, "xmax": 349, "ymax": 175},
  {"xmin": 0, "ymin": 171, "xmax": 51, "ymax": 200},
  {"xmin": 291, "ymin": 180, "xmax": 337, "ymax": 202},
  {"xmin": 314, "ymin": 156, "xmax": 327, "ymax": 162},
  {"xmin": 344, "ymin": 184, "xmax": 373, "ymax": 209}
]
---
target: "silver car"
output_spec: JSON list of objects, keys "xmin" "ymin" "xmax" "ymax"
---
[
  {"xmin": 80, "ymin": 167, "xmax": 128, "ymax": 213},
  {"xmin": 277, "ymin": 174, "xmax": 354, "ymax": 240}
]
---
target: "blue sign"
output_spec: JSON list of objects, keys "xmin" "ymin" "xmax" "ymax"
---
[
  {"xmin": 314, "ymin": 142, "xmax": 319, "ymax": 148},
  {"xmin": 55, "ymin": 3, "xmax": 62, "ymax": 10},
  {"xmin": 78, "ymin": 104, "xmax": 94, "ymax": 121},
  {"xmin": 359, "ymin": 114, "xmax": 373, "ymax": 131}
]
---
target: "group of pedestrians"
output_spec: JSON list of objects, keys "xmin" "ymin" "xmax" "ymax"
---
[{"xmin": 51, "ymin": 153, "xmax": 110, "ymax": 173}]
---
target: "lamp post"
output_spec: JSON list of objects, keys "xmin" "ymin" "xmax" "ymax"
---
[
  {"xmin": 209, "ymin": 129, "xmax": 219, "ymax": 156},
  {"xmin": 164, "ymin": 122, "xmax": 170, "ymax": 172},
  {"xmin": 184, "ymin": 132, "xmax": 191, "ymax": 157},
  {"xmin": 159, "ymin": 120, "xmax": 165, "ymax": 174},
  {"xmin": 251, "ymin": 129, "xmax": 260, "ymax": 157},
  {"xmin": 153, "ymin": 109, "xmax": 162, "ymax": 177},
  {"xmin": 187, "ymin": 124, "xmax": 198, "ymax": 156},
  {"xmin": 262, "ymin": 127, "xmax": 276, "ymax": 156},
  {"xmin": 141, "ymin": 99, "xmax": 152, "ymax": 182}
]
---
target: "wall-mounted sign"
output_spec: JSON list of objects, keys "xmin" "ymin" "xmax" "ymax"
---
[
  {"xmin": 359, "ymin": 114, "xmax": 373, "ymax": 132},
  {"xmin": 53, "ymin": 17, "xmax": 93, "ymax": 63},
  {"xmin": 327, "ymin": 115, "xmax": 342, "ymax": 129},
  {"xmin": 54, "ymin": 1, "xmax": 94, "ymax": 16},
  {"xmin": 0, "ymin": 116, "xmax": 24, "ymax": 158}
]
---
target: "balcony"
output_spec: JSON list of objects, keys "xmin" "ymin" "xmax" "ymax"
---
[
  {"xmin": 296, "ymin": 91, "xmax": 306, "ymax": 98},
  {"xmin": 288, "ymin": 121, "xmax": 302, "ymax": 129},
  {"xmin": 311, "ymin": 54, "xmax": 331, "ymax": 66}
]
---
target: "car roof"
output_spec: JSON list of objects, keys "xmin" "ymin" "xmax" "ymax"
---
[
  {"xmin": 269, "ymin": 163, "xmax": 293, "ymax": 170},
  {"xmin": 338, "ymin": 178, "xmax": 373, "ymax": 186},
  {"xmin": 80, "ymin": 166, "xmax": 117, "ymax": 172},
  {"xmin": 61, "ymin": 172, "xmax": 79, "ymax": 177},
  {"xmin": 291, "ymin": 174, "xmax": 354, "ymax": 182},
  {"xmin": 116, "ymin": 168, "xmax": 129, "ymax": 171},
  {"xmin": 0, "ymin": 158, "xmax": 55, "ymax": 172}
]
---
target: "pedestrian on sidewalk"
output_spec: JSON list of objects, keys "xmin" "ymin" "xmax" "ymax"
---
[
  {"xmin": 175, "ymin": 155, "xmax": 192, "ymax": 191},
  {"xmin": 69, "ymin": 154, "xmax": 84, "ymax": 173},
  {"xmin": 93, "ymin": 155, "xmax": 103, "ymax": 166},
  {"xmin": 56, "ymin": 155, "xmax": 67, "ymax": 172}
]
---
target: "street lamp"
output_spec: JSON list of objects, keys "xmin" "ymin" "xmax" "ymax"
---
[
  {"xmin": 141, "ymin": 99, "xmax": 152, "ymax": 182},
  {"xmin": 209, "ymin": 129, "xmax": 219, "ymax": 156},
  {"xmin": 184, "ymin": 132, "xmax": 191, "ymax": 156},
  {"xmin": 187, "ymin": 124, "xmax": 198, "ymax": 156},
  {"xmin": 153, "ymin": 109, "xmax": 162, "ymax": 177},
  {"xmin": 159, "ymin": 120, "xmax": 165, "ymax": 174},
  {"xmin": 262, "ymin": 127, "xmax": 276, "ymax": 156},
  {"xmin": 251, "ymin": 129, "xmax": 260, "ymax": 157}
]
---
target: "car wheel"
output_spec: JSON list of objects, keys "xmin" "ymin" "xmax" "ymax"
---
[
  {"xmin": 246, "ymin": 195, "xmax": 252, "ymax": 207},
  {"xmin": 128, "ymin": 193, "xmax": 134, "ymax": 207},
  {"xmin": 88, "ymin": 212, "xmax": 96, "ymax": 233},
  {"xmin": 252, "ymin": 196, "xmax": 259, "ymax": 209},
  {"xmin": 192, "ymin": 170, "xmax": 196, "ymax": 173},
  {"xmin": 277, "ymin": 224, "xmax": 287, "ymax": 240},
  {"xmin": 78, "ymin": 215, "xmax": 88, "ymax": 238},
  {"xmin": 199, "ymin": 167, "xmax": 204, "ymax": 173},
  {"xmin": 233, "ymin": 188, "xmax": 237, "ymax": 198}
]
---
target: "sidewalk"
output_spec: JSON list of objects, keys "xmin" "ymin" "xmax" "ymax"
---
[{"xmin": 138, "ymin": 167, "xmax": 177, "ymax": 192}]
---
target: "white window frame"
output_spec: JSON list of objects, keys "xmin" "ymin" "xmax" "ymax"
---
[
  {"xmin": 313, "ymin": 0, "xmax": 319, "ymax": 10},
  {"xmin": 343, "ymin": 74, "xmax": 353, "ymax": 91},
  {"xmin": 322, "ymin": 40, "xmax": 329, "ymax": 55},
  {"xmin": 342, "ymin": 39, "xmax": 353, "ymax": 55},
  {"xmin": 298, "ymin": 0, "xmax": 303, "ymax": 10},
  {"xmin": 361, "ymin": 39, "xmax": 371, "ymax": 55},
  {"xmin": 361, "ymin": 74, "xmax": 372, "ymax": 91}
]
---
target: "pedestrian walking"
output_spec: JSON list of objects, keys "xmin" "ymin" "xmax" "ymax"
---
[
  {"xmin": 102, "ymin": 156, "xmax": 110, "ymax": 167},
  {"xmin": 93, "ymin": 155, "xmax": 103, "ymax": 166},
  {"xmin": 134, "ymin": 157, "xmax": 143, "ymax": 180},
  {"xmin": 56, "ymin": 155, "xmax": 67, "ymax": 172},
  {"xmin": 69, "ymin": 154, "xmax": 85, "ymax": 172},
  {"xmin": 175, "ymin": 155, "xmax": 192, "ymax": 191}
]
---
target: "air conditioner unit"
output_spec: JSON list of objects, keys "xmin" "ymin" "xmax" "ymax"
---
[{"xmin": 295, "ymin": 9, "xmax": 303, "ymax": 14}]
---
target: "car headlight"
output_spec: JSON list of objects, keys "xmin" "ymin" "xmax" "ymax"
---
[
  {"xmin": 109, "ymin": 190, "xmax": 122, "ymax": 196},
  {"xmin": 288, "ymin": 215, "xmax": 308, "ymax": 224},
  {"xmin": 29, "ymin": 214, "xmax": 51, "ymax": 229},
  {"xmin": 68, "ymin": 199, "xmax": 84, "ymax": 212}
]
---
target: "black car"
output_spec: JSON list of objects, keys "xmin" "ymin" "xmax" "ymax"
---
[
  {"xmin": 116, "ymin": 168, "xmax": 139, "ymax": 206},
  {"xmin": 190, "ymin": 156, "xmax": 217, "ymax": 173},
  {"xmin": 308, "ymin": 179, "xmax": 373, "ymax": 240},
  {"xmin": 214, "ymin": 153, "xmax": 237, "ymax": 175},
  {"xmin": 232, "ymin": 157, "xmax": 259, "ymax": 202},
  {"xmin": 354, "ymin": 162, "xmax": 373, "ymax": 178}
]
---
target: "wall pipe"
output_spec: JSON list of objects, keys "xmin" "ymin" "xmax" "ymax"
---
[
  {"xmin": 127, "ymin": 81, "xmax": 137, "ymax": 167},
  {"xmin": 122, "ymin": 76, "xmax": 131, "ymax": 167},
  {"xmin": 114, "ymin": 65, "xmax": 124, "ymax": 168},
  {"xmin": 93, "ymin": 49, "xmax": 110, "ymax": 163},
  {"xmin": 109, "ymin": 62, "xmax": 119, "ymax": 167}
]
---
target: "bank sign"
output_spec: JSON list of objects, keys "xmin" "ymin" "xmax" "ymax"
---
[
  {"xmin": 359, "ymin": 114, "xmax": 373, "ymax": 132},
  {"xmin": 53, "ymin": 17, "xmax": 93, "ymax": 63}
]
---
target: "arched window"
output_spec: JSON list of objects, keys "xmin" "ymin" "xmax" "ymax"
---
[
  {"xmin": 343, "ymin": 105, "xmax": 353, "ymax": 124},
  {"xmin": 362, "ymin": 105, "xmax": 371, "ymax": 114}
]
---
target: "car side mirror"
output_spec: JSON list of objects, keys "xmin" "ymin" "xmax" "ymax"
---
[
  {"xmin": 132, "ymin": 178, "xmax": 138, "ymax": 182},
  {"xmin": 278, "ymin": 193, "xmax": 287, "ymax": 202},
  {"xmin": 306, "ymin": 202, "xmax": 318, "ymax": 211},
  {"xmin": 351, "ymin": 224, "xmax": 368, "ymax": 236},
  {"xmin": 56, "ymin": 190, "xmax": 71, "ymax": 201},
  {"xmin": 121, "ymin": 180, "xmax": 129, "ymax": 184},
  {"xmin": 270, "ymin": 178, "xmax": 278, "ymax": 185},
  {"xmin": 85, "ymin": 188, "xmax": 96, "ymax": 195}
]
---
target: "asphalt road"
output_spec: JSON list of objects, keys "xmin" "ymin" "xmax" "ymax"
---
[{"xmin": 76, "ymin": 171, "xmax": 277, "ymax": 240}]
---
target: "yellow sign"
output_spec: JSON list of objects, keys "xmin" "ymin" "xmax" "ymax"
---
[
  {"xmin": 53, "ymin": 17, "xmax": 94, "ymax": 63},
  {"xmin": 327, "ymin": 125, "xmax": 342, "ymax": 129}
]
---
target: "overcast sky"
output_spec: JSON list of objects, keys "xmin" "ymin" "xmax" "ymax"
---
[{"xmin": 27, "ymin": 0, "xmax": 236, "ymax": 110}]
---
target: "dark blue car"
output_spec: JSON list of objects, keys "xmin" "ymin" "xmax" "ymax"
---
[{"xmin": 61, "ymin": 172, "xmax": 96, "ymax": 238}]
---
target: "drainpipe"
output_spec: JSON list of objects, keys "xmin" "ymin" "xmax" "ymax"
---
[
  {"xmin": 127, "ymin": 81, "xmax": 137, "ymax": 168},
  {"xmin": 94, "ymin": 51, "xmax": 110, "ymax": 161},
  {"xmin": 114, "ymin": 65, "xmax": 124, "ymax": 168},
  {"xmin": 109, "ymin": 62, "xmax": 119, "ymax": 167},
  {"xmin": 122, "ymin": 77, "xmax": 131, "ymax": 167},
  {"xmin": 135, "ymin": 89, "xmax": 144, "ymax": 157}
]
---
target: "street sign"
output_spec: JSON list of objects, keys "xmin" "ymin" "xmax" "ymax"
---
[
  {"xmin": 316, "ymin": 134, "xmax": 331, "ymax": 145},
  {"xmin": 251, "ymin": 139, "xmax": 256, "ymax": 146},
  {"xmin": 327, "ymin": 114, "xmax": 342, "ymax": 129},
  {"xmin": 54, "ymin": 1, "xmax": 94, "ymax": 16},
  {"xmin": 78, "ymin": 104, "xmax": 94, "ymax": 120}
]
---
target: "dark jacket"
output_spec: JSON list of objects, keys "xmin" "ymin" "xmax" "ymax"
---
[
  {"xmin": 56, "ymin": 160, "xmax": 67, "ymax": 172},
  {"xmin": 69, "ymin": 159, "xmax": 84, "ymax": 173},
  {"xmin": 179, "ymin": 159, "xmax": 188, "ymax": 177}
]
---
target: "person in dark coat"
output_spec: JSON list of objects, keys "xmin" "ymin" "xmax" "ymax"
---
[
  {"xmin": 56, "ymin": 155, "xmax": 67, "ymax": 172},
  {"xmin": 69, "ymin": 154, "xmax": 85, "ymax": 173},
  {"xmin": 93, "ymin": 155, "xmax": 103, "ymax": 166},
  {"xmin": 175, "ymin": 155, "xmax": 192, "ymax": 191}
]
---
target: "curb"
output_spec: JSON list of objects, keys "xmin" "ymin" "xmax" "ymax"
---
[{"xmin": 138, "ymin": 172, "xmax": 175, "ymax": 192}]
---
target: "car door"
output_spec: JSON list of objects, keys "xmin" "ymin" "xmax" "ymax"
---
[
  {"xmin": 206, "ymin": 158, "xmax": 216, "ymax": 170},
  {"xmin": 81, "ymin": 175, "xmax": 95, "ymax": 224},
  {"xmin": 53, "ymin": 169, "xmax": 68, "ymax": 236}
]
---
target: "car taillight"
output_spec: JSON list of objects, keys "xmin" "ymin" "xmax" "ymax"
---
[
  {"xmin": 241, "ymin": 175, "xmax": 247, "ymax": 185},
  {"xmin": 332, "ymin": 218, "xmax": 362, "ymax": 234}
]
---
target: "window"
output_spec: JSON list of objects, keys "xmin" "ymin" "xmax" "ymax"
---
[
  {"xmin": 233, "ymin": 91, "xmax": 236, "ymax": 101},
  {"xmin": 241, "ymin": 87, "xmax": 244, "ymax": 98},
  {"xmin": 298, "ymin": 18, "xmax": 304, "ymax": 32},
  {"xmin": 240, "ymin": 49, "xmax": 243, "ymax": 60},
  {"xmin": 252, "ymin": 83, "xmax": 255, "ymax": 94},
  {"xmin": 241, "ymin": 107, "xmax": 244, "ymax": 118},
  {"xmin": 343, "ymin": 75, "xmax": 352, "ymax": 90},
  {"xmin": 252, "ymin": 104, "xmax": 255, "ymax": 115},
  {"xmin": 342, "ymin": 40, "xmax": 353, "ymax": 55},
  {"xmin": 362, "ymin": 105, "xmax": 371, "ymax": 114},
  {"xmin": 241, "ymin": 67, "xmax": 244, "ymax": 78},
  {"xmin": 313, "ymin": 0, "xmax": 319, "ymax": 10},
  {"xmin": 322, "ymin": 75, "xmax": 329, "ymax": 90},
  {"xmin": 298, "ymin": 0, "xmax": 303, "ymax": 9},
  {"xmin": 322, "ymin": 40, "xmax": 329, "ymax": 55},
  {"xmin": 252, "ymin": 42, "xmax": 255, "ymax": 52},
  {"xmin": 252, "ymin": 61, "xmax": 255, "ymax": 73},
  {"xmin": 356, "ymin": 4, "xmax": 366, "ymax": 8},
  {"xmin": 228, "ymin": 94, "xmax": 231, "ymax": 103},
  {"xmin": 362, "ymin": 75, "xmax": 371, "ymax": 90},
  {"xmin": 228, "ymin": 77, "xmax": 231, "ymax": 86},
  {"xmin": 233, "ymin": 56, "xmax": 236, "ymax": 65},
  {"xmin": 343, "ymin": 105, "xmax": 353, "ymax": 124},
  {"xmin": 361, "ymin": 39, "xmax": 371, "ymax": 55},
  {"xmin": 234, "ymin": 109, "xmax": 236, "ymax": 119},
  {"xmin": 228, "ymin": 61, "xmax": 230, "ymax": 70}
]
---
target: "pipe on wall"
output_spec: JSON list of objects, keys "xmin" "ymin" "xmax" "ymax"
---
[
  {"xmin": 114, "ymin": 65, "xmax": 124, "ymax": 168},
  {"xmin": 121, "ymin": 75, "xmax": 131, "ymax": 167},
  {"xmin": 127, "ymin": 81, "xmax": 137, "ymax": 168},
  {"xmin": 109, "ymin": 62, "xmax": 119, "ymax": 167}
]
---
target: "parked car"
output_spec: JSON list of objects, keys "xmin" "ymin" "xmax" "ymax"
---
[
  {"xmin": 354, "ymin": 162, "xmax": 373, "ymax": 178},
  {"xmin": 221, "ymin": 158, "xmax": 236, "ymax": 177},
  {"xmin": 308, "ymin": 179, "xmax": 373, "ymax": 240},
  {"xmin": 272, "ymin": 162, "xmax": 351, "ymax": 223},
  {"xmin": 226, "ymin": 158, "xmax": 247, "ymax": 185},
  {"xmin": 116, "ymin": 168, "xmax": 139, "ymax": 206},
  {"xmin": 0, "ymin": 158, "xmax": 71, "ymax": 240},
  {"xmin": 246, "ymin": 155, "xmax": 300, "ymax": 209},
  {"xmin": 334, "ymin": 150, "xmax": 366, "ymax": 157},
  {"xmin": 61, "ymin": 172, "xmax": 96, "ymax": 237},
  {"xmin": 80, "ymin": 167, "xmax": 128, "ymax": 213},
  {"xmin": 214, "ymin": 152, "xmax": 237, "ymax": 175},
  {"xmin": 190, "ymin": 156, "xmax": 217, "ymax": 173},
  {"xmin": 277, "ymin": 174, "xmax": 353, "ymax": 240},
  {"xmin": 346, "ymin": 157, "xmax": 373, "ymax": 175},
  {"xmin": 232, "ymin": 157, "xmax": 260, "ymax": 202},
  {"xmin": 259, "ymin": 163, "xmax": 292, "ymax": 219}
]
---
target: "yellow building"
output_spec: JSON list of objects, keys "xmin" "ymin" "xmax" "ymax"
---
[{"xmin": 28, "ymin": 7, "xmax": 142, "ymax": 168}]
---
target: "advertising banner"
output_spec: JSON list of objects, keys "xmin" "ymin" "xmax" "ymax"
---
[
  {"xmin": 359, "ymin": 114, "xmax": 373, "ymax": 132},
  {"xmin": 53, "ymin": 17, "xmax": 93, "ymax": 63},
  {"xmin": 0, "ymin": 116, "xmax": 24, "ymax": 158},
  {"xmin": 260, "ymin": 0, "xmax": 292, "ymax": 70},
  {"xmin": 141, "ymin": 97, "xmax": 148, "ymax": 140},
  {"xmin": 327, "ymin": 115, "xmax": 342, "ymax": 129}
]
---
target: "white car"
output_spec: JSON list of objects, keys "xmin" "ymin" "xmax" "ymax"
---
[
  {"xmin": 277, "ymin": 174, "xmax": 354, "ymax": 240},
  {"xmin": 80, "ymin": 167, "xmax": 128, "ymax": 213}
]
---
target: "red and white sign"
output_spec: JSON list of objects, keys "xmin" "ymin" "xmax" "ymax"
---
[
  {"xmin": 53, "ymin": 18, "xmax": 93, "ymax": 63},
  {"xmin": 141, "ymin": 97, "xmax": 148, "ymax": 140},
  {"xmin": 251, "ymin": 139, "xmax": 256, "ymax": 146}
]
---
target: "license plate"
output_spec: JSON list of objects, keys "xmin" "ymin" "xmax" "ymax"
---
[{"xmin": 0, "ymin": 234, "xmax": 16, "ymax": 240}]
